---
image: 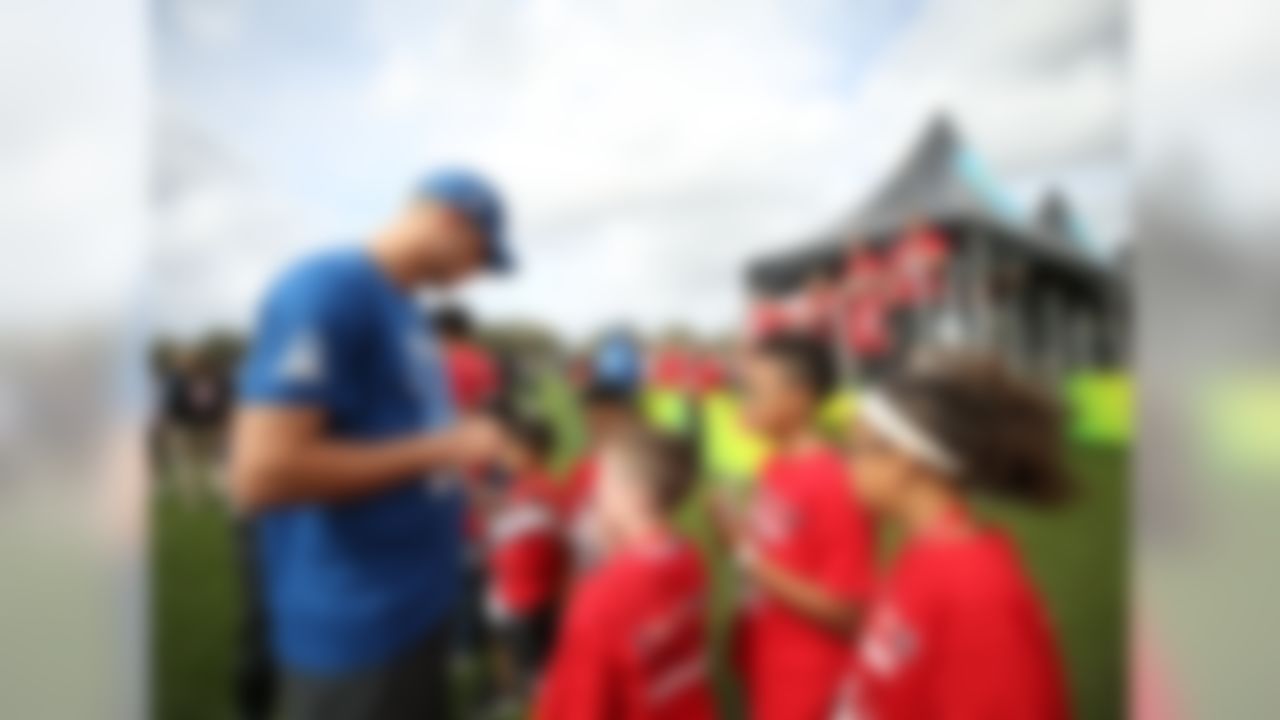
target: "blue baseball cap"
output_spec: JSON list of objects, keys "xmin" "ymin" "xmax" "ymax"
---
[{"xmin": 416, "ymin": 168, "xmax": 513, "ymax": 272}]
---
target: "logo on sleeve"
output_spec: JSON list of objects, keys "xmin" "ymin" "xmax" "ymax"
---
[
  {"xmin": 831, "ymin": 680, "xmax": 870, "ymax": 720},
  {"xmin": 278, "ymin": 329, "xmax": 324, "ymax": 385},
  {"xmin": 860, "ymin": 605, "xmax": 919, "ymax": 678},
  {"xmin": 401, "ymin": 333, "xmax": 433, "ymax": 397}
]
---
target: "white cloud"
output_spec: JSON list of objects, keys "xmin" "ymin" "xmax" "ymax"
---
[
  {"xmin": 156, "ymin": 0, "xmax": 1127, "ymax": 341},
  {"xmin": 354, "ymin": 0, "xmax": 916, "ymax": 338},
  {"xmin": 0, "ymin": 0, "xmax": 146, "ymax": 334},
  {"xmin": 165, "ymin": 0, "xmax": 246, "ymax": 50},
  {"xmin": 151, "ymin": 104, "xmax": 316, "ymax": 337},
  {"xmin": 1136, "ymin": 0, "xmax": 1280, "ymax": 237},
  {"xmin": 835, "ymin": 0, "xmax": 1127, "ymax": 237},
  {"xmin": 856, "ymin": 1, "xmax": 1123, "ymax": 161}
]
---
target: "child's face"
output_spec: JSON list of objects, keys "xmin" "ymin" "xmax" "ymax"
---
[
  {"xmin": 740, "ymin": 354, "xmax": 813, "ymax": 439},
  {"xmin": 845, "ymin": 419, "xmax": 917, "ymax": 515}
]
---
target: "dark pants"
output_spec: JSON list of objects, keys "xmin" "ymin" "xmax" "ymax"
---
[
  {"xmin": 233, "ymin": 520, "xmax": 277, "ymax": 720},
  {"xmin": 280, "ymin": 624, "xmax": 453, "ymax": 720},
  {"xmin": 453, "ymin": 549, "xmax": 491, "ymax": 660},
  {"xmin": 495, "ymin": 604, "xmax": 559, "ymax": 690}
]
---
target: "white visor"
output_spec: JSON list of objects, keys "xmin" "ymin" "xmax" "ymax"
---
[{"xmin": 858, "ymin": 390, "xmax": 962, "ymax": 474}]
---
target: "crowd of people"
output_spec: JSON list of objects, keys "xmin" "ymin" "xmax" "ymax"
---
[
  {"xmin": 201, "ymin": 169, "xmax": 1075, "ymax": 720},
  {"xmin": 748, "ymin": 220, "xmax": 952, "ymax": 380}
]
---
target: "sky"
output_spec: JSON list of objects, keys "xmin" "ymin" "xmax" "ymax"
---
[
  {"xmin": 0, "ymin": 1, "xmax": 146, "ymax": 336},
  {"xmin": 152, "ymin": 0, "xmax": 1128, "ymax": 343}
]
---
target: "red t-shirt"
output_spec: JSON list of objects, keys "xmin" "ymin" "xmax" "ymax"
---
[
  {"xmin": 833, "ymin": 525, "xmax": 1070, "ymax": 720},
  {"xmin": 443, "ymin": 342, "xmax": 500, "ymax": 412},
  {"xmin": 536, "ymin": 536, "xmax": 718, "ymax": 720},
  {"xmin": 486, "ymin": 471, "xmax": 567, "ymax": 617},
  {"xmin": 738, "ymin": 447, "xmax": 876, "ymax": 720}
]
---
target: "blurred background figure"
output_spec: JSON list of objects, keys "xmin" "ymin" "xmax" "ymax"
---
[
  {"xmin": 593, "ymin": 329, "xmax": 645, "ymax": 396},
  {"xmin": 482, "ymin": 409, "xmax": 566, "ymax": 717},
  {"xmin": 434, "ymin": 302, "xmax": 507, "ymax": 696},
  {"xmin": 436, "ymin": 304, "xmax": 502, "ymax": 414},
  {"xmin": 154, "ymin": 348, "xmax": 232, "ymax": 504}
]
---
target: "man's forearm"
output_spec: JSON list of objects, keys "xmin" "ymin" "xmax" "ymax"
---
[{"xmin": 232, "ymin": 431, "xmax": 453, "ymax": 512}]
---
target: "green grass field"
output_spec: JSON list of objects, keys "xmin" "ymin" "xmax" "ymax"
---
[
  {"xmin": 151, "ymin": 447, "xmax": 1125, "ymax": 720},
  {"xmin": 152, "ymin": 370, "xmax": 1126, "ymax": 719}
]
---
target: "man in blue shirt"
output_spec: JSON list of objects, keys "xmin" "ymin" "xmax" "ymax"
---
[{"xmin": 231, "ymin": 169, "xmax": 512, "ymax": 720}]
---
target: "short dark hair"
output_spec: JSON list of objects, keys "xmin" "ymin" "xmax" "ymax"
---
[
  {"xmin": 494, "ymin": 408, "xmax": 557, "ymax": 463},
  {"xmin": 609, "ymin": 427, "xmax": 699, "ymax": 513},
  {"xmin": 753, "ymin": 332, "xmax": 838, "ymax": 400},
  {"xmin": 581, "ymin": 380, "xmax": 638, "ymax": 411},
  {"xmin": 884, "ymin": 353, "xmax": 1072, "ymax": 506},
  {"xmin": 433, "ymin": 304, "xmax": 474, "ymax": 340}
]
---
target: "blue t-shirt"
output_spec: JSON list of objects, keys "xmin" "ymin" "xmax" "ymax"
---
[{"xmin": 238, "ymin": 247, "xmax": 461, "ymax": 673}]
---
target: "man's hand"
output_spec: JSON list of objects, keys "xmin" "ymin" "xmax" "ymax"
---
[
  {"xmin": 231, "ymin": 406, "xmax": 505, "ymax": 513},
  {"xmin": 438, "ymin": 414, "xmax": 506, "ymax": 469}
]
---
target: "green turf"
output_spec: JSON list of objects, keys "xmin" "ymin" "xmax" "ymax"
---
[
  {"xmin": 151, "ymin": 488, "xmax": 242, "ymax": 720},
  {"xmin": 150, "ymin": 448, "xmax": 1125, "ymax": 720},
  {"xmin": 152, "ymin": 368, "xmax": 1126, "ymax": 719},
  {"xmin": 983, "ymin": 449, "xmax": 1128, "ymax": 720}
]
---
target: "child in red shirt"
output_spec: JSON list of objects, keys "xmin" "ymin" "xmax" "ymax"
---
[
  {"xmin": 561, "ymin": 382, "xmax": 642, "ymax": 571},
  {"xmin": 435, "ymin": 304, "xmax": 501, "ymax": 412},
  {"xmin": 536, "ymin": 428, "xmax": 717, "ymax": 720},
  {"xmin": 834, "ymin": 354, "xmax": 1072, "ymax": 720},
  {"xmin": 717, "ymin": 334, "xmax": 877, "ymax": 720},
  {"xmin": 486, "ymin": 411, "xmax": 568, "ymax": 699}
]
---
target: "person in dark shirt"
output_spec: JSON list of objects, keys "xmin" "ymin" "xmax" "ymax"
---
[{"xmin": 158, "ymin": 349, "xmax": 231, "ymax": 503}]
